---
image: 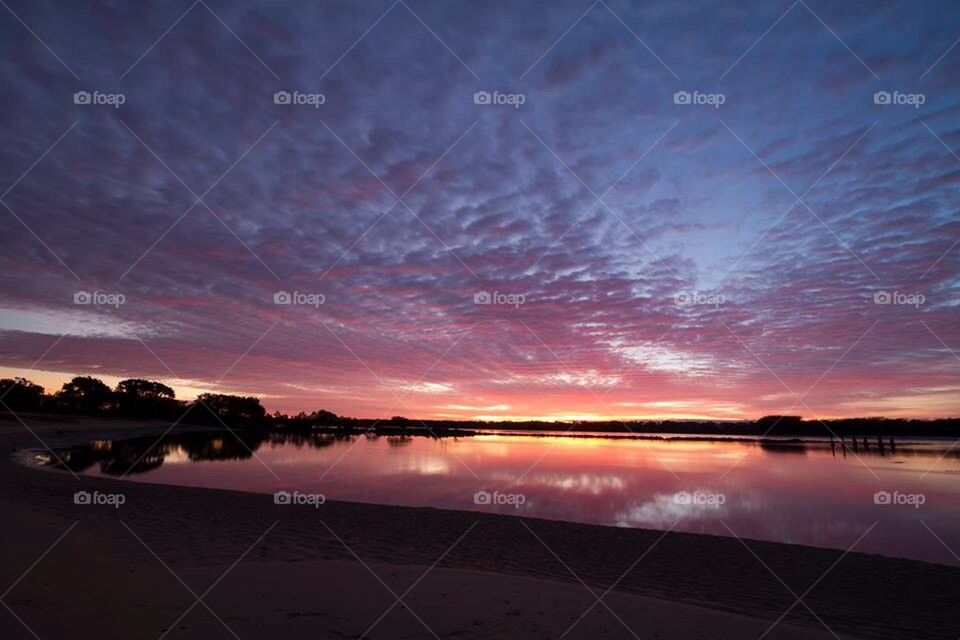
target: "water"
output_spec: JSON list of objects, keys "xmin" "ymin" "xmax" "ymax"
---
[{"xmin": 59, "ymin": 430, "xmax": 960, "ymax": 566}]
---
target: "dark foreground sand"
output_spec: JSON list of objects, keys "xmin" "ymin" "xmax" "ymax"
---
[{"xmin": 1, "ymin": 416, "xmax": 958, "ymax": 640}]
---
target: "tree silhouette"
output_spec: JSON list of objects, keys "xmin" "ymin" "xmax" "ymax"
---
[
  {"xmin": 191, "ymin": 393, "xmax": 266, "ymax": 426},
  {"xmin": 115, "ymin": 378, "xmax": 179, "ymax": 418},
  {"xmin": 54, "ymin": 376, "xmax": 114, "ymax": 414},
  {"xmin": 0, "ymin": 377, "xmax": 46, "ymax": 411},
  {"xmin": 116, "ymin": 378, "xmax": 176, "ymax": 399},
  {"xmin": 756, "ymin": 415, "xmax": 804, "ymax": 435}
]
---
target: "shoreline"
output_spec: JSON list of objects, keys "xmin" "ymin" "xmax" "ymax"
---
[
  {"xmin": 19, "ymin": 412, "xmax": 959, "ymax": 448},
  {"xmin": 2, "ymin": 416, "xmax": 960, "ymax": 639},
  {"xmin": 8, "ymin": 409, "xmax": 960, "ymax": 441}
]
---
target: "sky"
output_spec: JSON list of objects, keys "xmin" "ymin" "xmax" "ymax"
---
[{"xmin": 1, "ymin": 0, "xmax": 959, "ymax": 421}]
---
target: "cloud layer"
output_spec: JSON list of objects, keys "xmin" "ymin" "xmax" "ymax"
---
[{"xmin": 1, "ymin": 0, "xmax": 959, "ymax": 419}]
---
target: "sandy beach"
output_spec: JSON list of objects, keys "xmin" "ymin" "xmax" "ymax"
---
[{"xmin": 2, "ymin": 415, "xmax": 958, "ymax": 640}]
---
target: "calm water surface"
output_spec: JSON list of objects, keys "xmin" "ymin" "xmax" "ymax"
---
[{"xmin": 66, "ymin": 432, "xmax": 960, "ymax": 565}]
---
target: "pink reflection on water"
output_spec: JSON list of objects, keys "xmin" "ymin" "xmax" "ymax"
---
[{"xmin": 87, "ymin": 434, "xmax": 960, "ymax": 566}]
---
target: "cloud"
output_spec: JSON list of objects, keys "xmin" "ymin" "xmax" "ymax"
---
[{"xmin": 1, "ymin": 0, "xmax": 959, "ymax": 419}]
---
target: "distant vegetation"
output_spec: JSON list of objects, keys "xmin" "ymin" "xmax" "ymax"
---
[
  {"xmin": 0, "ymin": 376, "xmax": 266, "ymax": 426},
  {"xmin": 2, "ymin": 376, "xmax": 960, "ymax": 437}
]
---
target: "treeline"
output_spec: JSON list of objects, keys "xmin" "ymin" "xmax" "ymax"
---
[
  {"xmin": 0, "ymin": 376, "xmax": 269, "ymax": 426},
  {"xmin": 334, "ymin": 414, "xmax": 960, "ymax": 438},
  {"xmin": 3, "ymin": 376, "xmax": 960, "ymax": 437},
  {"xmin": 0, "ymin": 375, "xmax": 393, "ymax": 430}
]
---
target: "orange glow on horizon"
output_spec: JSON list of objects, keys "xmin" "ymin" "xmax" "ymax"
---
[{"xmin": 4, "ymin": 365, "xmax": 958, "ymax": 422}]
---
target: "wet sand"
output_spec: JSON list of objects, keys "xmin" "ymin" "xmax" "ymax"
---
[{"xmin": 1, "ymin": 415, "xmax": 958, "ymax": 639}]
